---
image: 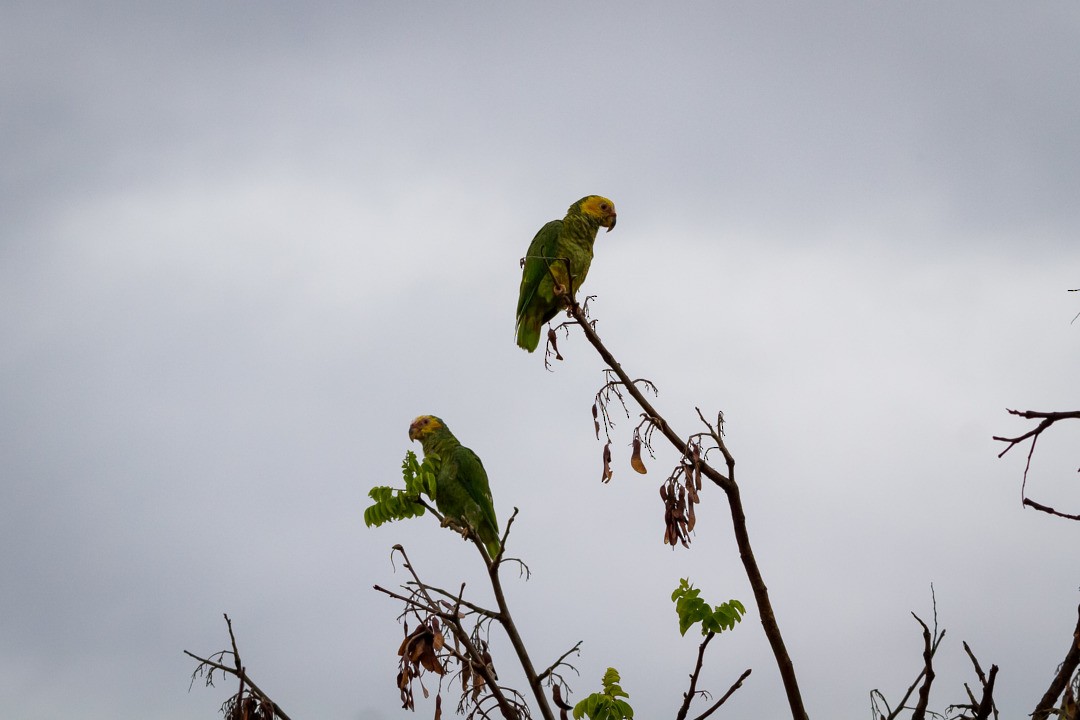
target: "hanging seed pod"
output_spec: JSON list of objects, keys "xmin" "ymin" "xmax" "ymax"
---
[
  {"xmin": 692, "ymin": 443, "xmax": 703, "ymax": 491},
  {"xmin": 683, "ymin": 464, "xmax": 699, "ymax": 503},
  {"xmin": 547, "ymin": 328, "xmax": 563, "ymax": 361},
  {"xmin": 630, "ymin": 433, "xmax": 647, "ymax": 474}
]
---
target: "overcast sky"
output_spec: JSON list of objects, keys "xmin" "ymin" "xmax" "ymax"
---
[{"xmin": 3, "ymin": 2, "xmax": 1080, "ymax": 719}]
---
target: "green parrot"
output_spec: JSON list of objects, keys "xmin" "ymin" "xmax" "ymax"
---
[
  {"xmin": 515, "ymin": 195, "xmax": 618, "ymax": 352},
  {"xmin": 408, "ymin": 415, "xmax": 501, "ymax": 559}
]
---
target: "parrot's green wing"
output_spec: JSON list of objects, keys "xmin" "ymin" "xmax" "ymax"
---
[
  {"xmin": 449, "ymin": 444, "xmax": 500, "ymax": 558},
  {"xmin": 516, "ymin": 219, "xmax": 562, "ymax": 322},
  {"xmin": 433, "ymin": 443, "xmax": 500, "ymax": 559},
  {"xmin": 515, "ymin": 219, "xmax": 562, "ymax": 352}
]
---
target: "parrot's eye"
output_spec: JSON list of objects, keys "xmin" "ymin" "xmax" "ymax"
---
[{"xmin": 600, "ymin": 203, "xmax": 609, "ymax": 211}]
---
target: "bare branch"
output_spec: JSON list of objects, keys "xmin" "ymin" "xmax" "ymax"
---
[
  {"xmin": 1032, "ymin": 604, "xmax": 1080, "ymax": 720},
  {"xmin": 993, "ymin": 409, "xmax": 1080, "ymax": 521},
  {"xmin": 536, "ymin": 641, "xmax": 582, "ymax": 685},
  {"xmin": 879, "ymin": 596, "xmax": 945, "ymax": 720},
  {"xmin": 676, "ymin": 632, "xmax": 715, "ymax": 720},
  {"xmin": 688, "ymin": 668, "xmax": 753, "ymax": 720},
  {"xmin": 389, "ymin": 546, "xmax": 524, "ymax": 719},
  {"xmin": 183, "ymin": 615, "xmax": 292, "ymax": 720},
  {"xmin": 910, "ymin": 613, "xmax": 937, "ymax": 720},
  {"xmin": 1022, "ymin": 498, "xmax": 1080, "ymax": 522}
]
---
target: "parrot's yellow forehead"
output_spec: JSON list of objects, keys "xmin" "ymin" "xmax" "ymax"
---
[
  {"xmin": 408, "ymin": 415, "xmax": 443, "ymax": 440},
  {"xmin": 577, "ymin": 195, "xmax": 616, "ymax": 218}
]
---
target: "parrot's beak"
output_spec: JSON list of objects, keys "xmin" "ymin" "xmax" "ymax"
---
[
  {"xmin": 408, "ymin": 421, "xmax": 420, "ymax": 441},
  {"xmin": 605, "ymin": 213, "xmax": 617, "ymax": 232}
]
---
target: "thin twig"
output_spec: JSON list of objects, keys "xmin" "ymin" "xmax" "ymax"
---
[
  {"xmin": 183, "ymin": 616, "xmax": 293, "ymax": 720},
  {"xmin": 688, "ymin": 668, "xmax": 752, "ymax": 720},
  {"xmin": 676, "ymin": 632, "xmax": 715, "ymax": 720},
  {"xmin": 536, "ymin": 640, "xmax": 583, "ymax": 685}
]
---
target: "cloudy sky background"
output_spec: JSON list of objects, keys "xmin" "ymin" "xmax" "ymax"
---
[{"xmin": 3, "ymin": 2, "xmax": 1080, "ymax": 718}]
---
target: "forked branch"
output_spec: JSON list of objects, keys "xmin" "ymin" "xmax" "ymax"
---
[
  {"xmin": 184, "ymin": 614, "xmax": 292, "ymax": 720},
  {"xmin": 375, "ymin": 531, "xmax": 550, "ymax": 720},
  {"xmin": 674, "ymin": 630, "xmax": 751, "ymax": 720},
  {"xmin": 993, "ymin": 408, "xmax": 1080, "ymax": 521},
  {"xmin": 1032, "ymin": 604, "xmax": 1080, "ymax": 720}
]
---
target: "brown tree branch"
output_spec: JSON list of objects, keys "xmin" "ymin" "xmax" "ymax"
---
[
  {"xmin": 973, "ymin": 665, "xmax": 998, "ymax": 720},
  {"xmin": 676, "ymin": 631, "xmax": 715, "ymax": 720},
  {"xmin": 688, "ymin": 668, "xmax": 753, "ymax": 720},
  {"xmin": 392, "ymin": 544, "xmax": 524, "ymax": 720},
  {"xmin": 993, "ymin": 409, "xmax": 1080, "ymax": 455},
  {"xmin": 565, "ymin": 301, "xmax": 807, "ymax": 720},
  {"xmin": 676, "ymin": 634, "xmax": 751, "ymax": 720},
  {"xmin": 536, "ymin": 640, "xmax": 582, "ymax": 685},
  {"xmin": 947, "ymin": 642, "xmax": 998, "ymax": 720},
  {"xmin": 183, "ymin": 614, "xmax": 292, "ymax": 720},
  {"xmin": 377, "ymin": 508, "xmax": 555, "ymax": 720},
  {"xmin": 993, "ymin": 409, "xmax": 1080, "ymax": 521},
  {"xmin": 1022, "ymin": 498, "xmax": 1080, "ymax": 522},
  {"xmin": 910, "ymin": 613, "xmax": 937, "ymax": 720},
  {"xmin": 485, "ymin": 527, "xmax": 556, "ymax": 720},
  {"xmin": 877, "ymin": 599, "xmax": 945, "ymax": 720},
  {"xmin": 1032, "ymin": 604, "xmax": 1080, "ymax": 720}
]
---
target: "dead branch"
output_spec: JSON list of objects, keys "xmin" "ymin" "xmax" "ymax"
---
[
  {"xmin": 910, "ymin": 613, "xmax": 937, "ymax": 720},
  {"xmin": 993, "ymin": 409, "xmax": 1080, "ymax": 521},
  {"xmin": 184, "ymin": 614, "xmax": 292, "ymax": 720},
  {"xmin": 1032, "ymin": 604, "xmax": 1080, "ymax": 720},
  {"xmin": 376, "ymin": 518, "xmax": 555, "ymax": 720},
  {"xmin": 873, "ymin": 592, "xmax": 945, "ymax": 720},
  {"xmin": 947, "ymin": 642, "xmax": 999, "ymax": 720}
]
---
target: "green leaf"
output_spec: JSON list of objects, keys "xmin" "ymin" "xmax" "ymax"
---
[
  {"xmin": 363, "ymin": 451, "xmax": 444, "ymax": 528},
  {"xmin": 574, "ymin": 668, "xmax": 634, "ymax": 720},
  {"xmin": 672, "ymin": 578, "xmax": 745, "ymax": 637}
]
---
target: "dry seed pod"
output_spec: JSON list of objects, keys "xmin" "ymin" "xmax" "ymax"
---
[
  {"xmin": 547, "ymin": 328, "xmax": 563, "ymax": 361},
  {"xmin": 630, "ymin": 435, "xmax": 647, "ymax": 474}
]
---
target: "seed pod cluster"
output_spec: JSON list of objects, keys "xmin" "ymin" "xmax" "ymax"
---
[
  {"xmin": 660, "ymin": 443, "xmax": 704, "ymax": 547},
  {"xmin": 397, "ymin": 618, "xmax": 446, "ymax": 709},
  {"xmin": 459, "ymin": 638, "xmax": 496, "ymax": 703}
]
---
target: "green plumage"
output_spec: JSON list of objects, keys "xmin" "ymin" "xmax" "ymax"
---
[
  {"xmin": 515, "ymin": 195, "xmax": 617, "ymax": 352},
  {"xmin": 409, "ymin": 416, "xmax": 500, "ymax": 559}
]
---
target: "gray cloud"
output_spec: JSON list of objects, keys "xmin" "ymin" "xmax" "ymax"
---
[{"xmin": 2, "ymin": 2, "xmax": 1079, "ymax": 719}]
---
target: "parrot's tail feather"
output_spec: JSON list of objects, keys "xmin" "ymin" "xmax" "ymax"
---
[{"xmin": 516, "ymin": 321, "xmax": 540, "ymax": 353}]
